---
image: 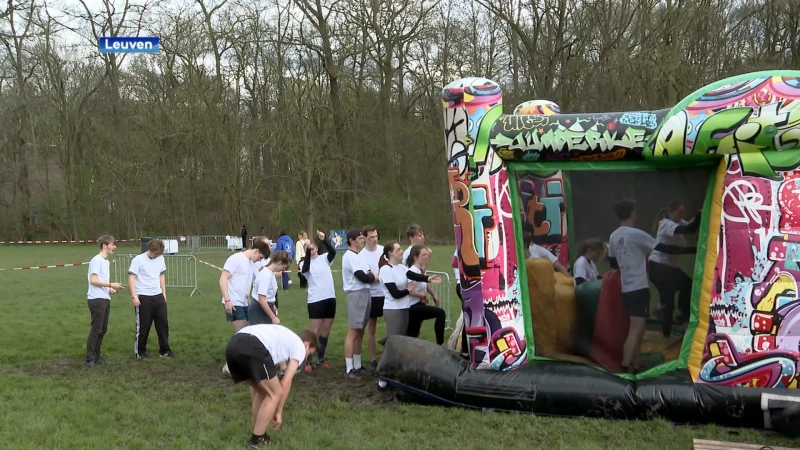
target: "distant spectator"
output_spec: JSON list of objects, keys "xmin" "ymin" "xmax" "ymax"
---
[
  {"xmin": 276, "ymin": 230, "xmax": 295, "ymax": 290},
  {"xmin": 241, "ymin": 225, "xmax": 248, "ymax": 249},
  {"xmin": 295, "ymin": 231, "xmax": 310, "ymax": 288}
]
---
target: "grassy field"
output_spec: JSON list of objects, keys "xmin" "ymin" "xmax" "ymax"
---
[{"xmin": 0, "ymin": 243, "xmax": 796, "ymax": 450}]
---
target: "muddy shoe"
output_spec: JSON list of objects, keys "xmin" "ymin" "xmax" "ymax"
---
[
  {"xmin": 345, "ymin": 370, "xmax": 363, "ymax": 380},
  {"xmin": 369, "ymin": 360, "xmax": 378, "ymax": 372}
]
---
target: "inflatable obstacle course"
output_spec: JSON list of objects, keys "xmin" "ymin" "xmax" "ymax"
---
[{"xmin": 378, "ymin": 71, "xmax": 800, "ymax": 433}]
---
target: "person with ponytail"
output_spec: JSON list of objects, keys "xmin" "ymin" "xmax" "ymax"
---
[
  {"xmin": 648, "ymin": 199, "xmax": 702, "ymax": 337},
  {"xmin": 573, "ymin": 239, "xmax": 605, "ymax": 286}
]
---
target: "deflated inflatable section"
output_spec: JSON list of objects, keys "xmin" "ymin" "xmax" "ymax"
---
[{"xmin": 378, "ymin": 336, "xmax": 800, "ymax": 434}]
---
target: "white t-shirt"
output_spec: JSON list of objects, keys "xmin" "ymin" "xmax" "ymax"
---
[
  {"xmin": 649, "ymin": 219, "xmax": 688, "ymax": 266},
  {"xmin": 237, "ymin": 324, "xmax": 306, "ymax": 364},
  {"xmin": 360, "ymin": 246, "xmax": 384, "ymax": 297},
  {"xmin": 87, "ymin": 254, "xmax": 111, "ymax": 300},
  {"xmin": 256, "ymin": 268, "xmax": 279, "ymax": 303},
  {"xmin": 573, "ymin": 256, "xmax": 599, "ymax": 283},
  {"xmin": 305, "ymin": 256, "xmax": 336, "ymax": 303},
  {"xmin": 403, "ymin": 246, "xmax": 412, "ymax": 266},
  {"xmin": 128, "ymin": 253, "xmax": 166, "ymax": 296},
  {"xmin": 452, "ymin": 249, "xmax": 460, "ymax": 283},
  {"xmin": 342, "ymin": 249, "xmax": 370, "ymax": 292},
  {"xmin": 251, "ymin": 258, "xmax": 269, "ymax": 301},
  {"xmin": 380, "ymin": 264, "xmax": 411, "ymax": 310},
  {"xmin": 221, "ymin": 252, "xmax": 253, "ymax": 307},
  {"xmin": 407, "ymin": 265, "xmax": 428, "ymax": 306},
  {"xmin": 608, "ymin": 226, "xmax": 657, "ymax": 293},
  {"xmin": 529, "ymin": 244, "xmax": 557, "ymax": 264}
]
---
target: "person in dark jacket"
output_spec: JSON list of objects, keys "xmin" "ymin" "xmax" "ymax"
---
[{"xmin": 275, "ymin": 230, "xmax": 294, "ymax": 290}]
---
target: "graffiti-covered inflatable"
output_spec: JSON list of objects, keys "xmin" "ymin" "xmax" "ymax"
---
[{"xmin": 377, "ymin": 71, "xmax": 800, "ymax": 434}]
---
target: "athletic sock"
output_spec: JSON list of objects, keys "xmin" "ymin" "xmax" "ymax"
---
[
  {"xmin": 353, "ymin": 354, "xmax": 362, "ymax": 370},
  {"xmin": 345, "ymin": 357, "xmax": 354, "ymax": 373},
  {"xmin": 317, "ymin": 336, "xmax": 329, "ymax": 363}
]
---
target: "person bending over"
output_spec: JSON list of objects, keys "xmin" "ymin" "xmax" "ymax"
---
[
  {"xmin": 128, "ymin": 239, "xmax": 172, "ymax": 359},
  {"xmin": 608, "ymin": 199, "xmax": 696, "ymax": 374},
  {"xmin": 224, "ymin": 324, "xmax": 318, "ymax": 448}
]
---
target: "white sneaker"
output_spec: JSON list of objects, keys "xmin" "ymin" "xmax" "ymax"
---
[{"xmin": 222, "ymin": 363, "xmax": 231, "ymax": 377}]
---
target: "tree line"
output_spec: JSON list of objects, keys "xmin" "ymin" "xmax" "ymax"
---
[{"xmin": 0, "ymin": 0, "xmax": 797, "ymax": 241}]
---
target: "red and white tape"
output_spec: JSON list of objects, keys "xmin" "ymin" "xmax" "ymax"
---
[
  {"xmin": 1, "ymin": 239, "xmax": 140, "ymax": 244},
  {"xmin": 191, "ymin": 257, "xmax": 340, "ymax": 273},
  {"xmin": 0, "ymin": 262, "xmax": 90, "ymax": 271}
]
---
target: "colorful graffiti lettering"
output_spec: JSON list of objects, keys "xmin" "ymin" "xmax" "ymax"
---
[
  {"xmin": 517, "ymin": 171, "xmax": 569, "ymax": 267},
  {"xmin": 619, "ymin": 112, "xmax": 659, "ymax": 129},
  {"xmin": 490, "ymin": 112, "xmax": 667, "ymax": 161},
  {"xmin": 699, "ymin": 156, "xmax": 800, "ymax": 388}
]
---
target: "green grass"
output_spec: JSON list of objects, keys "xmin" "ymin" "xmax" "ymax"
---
[{"xmin": 0, "ymin": 243, "xmax": 796, "ymax": 449}]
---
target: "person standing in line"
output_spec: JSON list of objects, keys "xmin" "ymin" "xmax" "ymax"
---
[
  {"xmin": 295, "ymin": 231, "xmax": 310, "ymax": 288},
  {"xmin": 608, "ymin": 199, "xmax": 696, "ymax": 374},
  {"xmin": 402, "ymin": 225, "xmax": 425, "ymax": 263},
  {"xmin": 359, "ymin": 225, "xmax": 384, "ymax": 371},
  {"xmin": 342, "ymin": 229, "xmax": 376, "ymax": 379},
  {"xmin": 300, "ymin": 230, "xmax": 337, "ymax": 372},
  {"xmin": 241, "ymin": 225, "xmax": 248, "ymax": 249},
  {"xmin": 128, "ymin": 239, "xmax": 173, "ymax": 359},
  {"xmin": 224, "ymin": 324, "xmax": 318, "ymax": 448},
  {"xmin": 376, "ymin": 240, "xmax": 416, "ymax": 390},
  {"xmin": 275, "ymin": 230, "xmax": 294, "ymax": 290},
  {"xmin": 405, "ymin": 246, "xmax": 446, "ymax": 345},
  {"xmin": 85, "ymin": 235, "xmax": 124, "ymax": 368},
  {"xmin": 220, "ymin": 238, "xmax": 271, "ymax": 376}
]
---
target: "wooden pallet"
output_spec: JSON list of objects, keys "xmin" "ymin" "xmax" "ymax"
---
[{"xmin": 694, "ymin": 439, "xmax": 800, "ymax": 450}]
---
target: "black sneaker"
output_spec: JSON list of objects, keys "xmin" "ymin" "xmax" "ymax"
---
[
  {"xmin": 247, "ymin": 435, "xmax": 271, "ymax": 448},
  {"xmin": 159, "ymin": 351, "xmax": 174, "ymax": 358},
  {"xmin": 85, "ymin": 361, "xmax": 97, "ymax": 368},
  {"xmin": 354, "ymin": 367, "xmax": 369, "ymax": 376},
  {"xmin": 369, "ymin": 360, "xmax": 378, "ymax": 372},
  {"xmin": 136, "ymin": 353, "xmax": 149, "ymax": 359},
  {"xmin": 95, "ymin": 358, "xmax": 106, "ymax": 366},
  {"xmin": 345, "ymin": 370, "xmax": 362, "ymax": 380}
]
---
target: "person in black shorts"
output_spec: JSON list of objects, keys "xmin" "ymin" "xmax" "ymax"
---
[
  {"xmin": 300, "ymin": 230, "xmax": 337, "ymax": 371},
  {"xmin": 225, "ymin": 324, "xmax": 318, "ymax": 449}
]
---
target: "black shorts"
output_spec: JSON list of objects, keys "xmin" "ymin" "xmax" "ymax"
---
[
  {"xmin": 225, "ymin": 334, "xmax": 276, "ymax": 384},
  {"xmin": 369, "ymin": 296, "xmax": 385, "ymax": 318},
  {"xmin": 307, "ymin": 298, "xmax": 336, "ymax": 319},
  {"xmin": 622, "ymin": 288, "xmax": 651, "ymax": 318}
]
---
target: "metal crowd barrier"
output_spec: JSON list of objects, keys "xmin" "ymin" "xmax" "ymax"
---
[
  {"xmin": 111, "ymin": 253, "xmax": 200, "ymax": 297},
  {"xmin": 426, "ymin": 270, "xmax": 453, "ymax": 331}
]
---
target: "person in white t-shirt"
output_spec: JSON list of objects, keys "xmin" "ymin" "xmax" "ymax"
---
[
  {"xmin": 359, "ymin": 225, "xmax": 384, "ymax": 371},
  {"xmin": 224, "ymin": 325, "xmax": 318, "ymax": 448},
  {"xmin": 220, "ymin": 237, "xmax": 271, "ymax": 376},
  {"xmin": 299, "ymin": 230, "xmax": 337, "ymax": 372},
  {"xmin": 250, "ymin": 251, "xmax": 291, "ymax": 326},
  {"xmin": 405, "ymin": 246, "xmax": 445, "ymax": 344},
  {"xmin": 608, "ymin": 199, "xmax": 696, "ymax": 374},
  {"xmin": 452, "ymin": 248, "xmax": 469, "ymax": 359},
  {"xmin": 402, "ymin": 224, "xmax": 425, "ymax": 265},
  {"xmin": 379, "ymin": 241, "xmax": 417, "ymax": 340},
  {"xmin": 527, "ymin": 242, "xmax": 570, "ymax": 277},
  {"xmin": 128, "ymin": 239, "xmax": 172, "ymax": 359},
  {"xmin": 341, "ymin": 229, "xmax": 376, "ymax": 379},
  {"xmin": 648, "ymin": 200, "xmax": 702, "ymax": 337},
  {"xmin": 572, "ymin": 238, "xmax": 605, "ymax": 287},
  {"xmin": 85, "ymin": 235, "xmax": 124, "ymax": 368}
]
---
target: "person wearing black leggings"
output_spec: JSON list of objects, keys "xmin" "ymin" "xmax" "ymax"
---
[
  {"xmin": 647, "ymin": 200, "xmax": 702, "ymax": 337},
  {"xmin": 405, "ymin": 246, "xmax": 445, "ymax": 344}
]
